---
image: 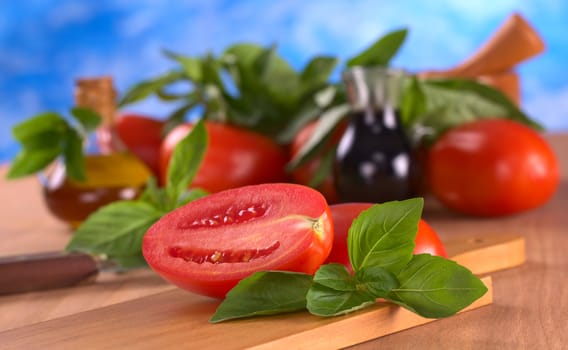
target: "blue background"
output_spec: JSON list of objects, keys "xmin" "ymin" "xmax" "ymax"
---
[{"xmin": 2, "ymin": 0, "xmax": 567, "ymax": 163}]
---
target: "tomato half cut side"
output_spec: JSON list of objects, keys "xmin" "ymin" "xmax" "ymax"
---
[
  {"xmin": 142, "ymin": 183, "xmax": 333, "ymax": 298},
  {"xmin": 325, "ymin": 203, "xmax": 447, "ymax": 272}
]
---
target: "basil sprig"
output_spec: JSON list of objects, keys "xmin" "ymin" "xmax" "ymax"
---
[
  {"xmin": 6, "ymin": 107, "xmax": 102, "ymax": 182},
  {"xmin": 210, "ymin": 198, "xmax": 487, "ymax": 323},
  {"xmin": 65, "ymin": 119, "xmax": 209, "ymax": 268}
]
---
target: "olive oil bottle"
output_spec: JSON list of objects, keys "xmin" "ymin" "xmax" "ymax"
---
[
  {"xmin": 42, "ymin": 77, "xmax": 151, "ymax": 228},
  {"xmin": 334, "ymin": 67, "xmax": 420, "ymax": 203}
]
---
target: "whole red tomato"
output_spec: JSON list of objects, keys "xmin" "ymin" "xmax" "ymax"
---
[
  {"xmin": 115, "ymin": 114, "xmax": 164, "ymax": 175},
  {"xmin": 428, "ymin": 119, "xmax": 559, "ymax": 216},
  {"xmin": 325, "ymin": 203, "xmax": 447, "ymax": 272},
  {"xmin": 289, "ymin": 120, "xmax": 346, "ymax": 203},
  {"xmin": 142, "ymin": 183, "xmax": 334, "ymax": 298},
  {"xmin": 160, "ymin": 121, "xmax": 289, "ymax": 192}
]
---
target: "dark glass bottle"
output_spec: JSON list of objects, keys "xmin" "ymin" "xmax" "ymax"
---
[{"xmin": 334, "ymin": 67, "xmax": 420, "ymax": 203}]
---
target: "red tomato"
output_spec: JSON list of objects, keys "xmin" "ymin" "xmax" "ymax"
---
[
  {"xmin": 289, "ymin": 120, "xmax": 346, "ymax": 203},
  {"xmin": 325, "ymin": 203, "xmax": 447, "ymax": 272},
  {"xmin": 160, "ymin": 122, "xmax": 289, "ymax": 192},
  {"xmin": 142, "ymin": 183, "xmax": 334, "ymax": 298},
  {"xmin": 115, "ymin": 114, "xmax": 164, "ymax": 175},
  {"xmin": 428, "ymin": 119, "xmax": 559, "ymax": 216}
]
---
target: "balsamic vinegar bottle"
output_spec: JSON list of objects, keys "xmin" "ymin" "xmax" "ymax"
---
[{"xmin": 334, "ymin": 67, "xmax": 420, "ymax": 203}]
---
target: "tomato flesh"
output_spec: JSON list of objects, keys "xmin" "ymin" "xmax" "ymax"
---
[
  {"xmin": 325, "ymin": 203, "xmax": 447, "ymax": 272},
  {"xmin": 159, "ymin": 122, "xmax": 289, "ymax": 192},
  {"xmin": 142, "ymin": 183, "xmax": 333, "ymax": 298}
]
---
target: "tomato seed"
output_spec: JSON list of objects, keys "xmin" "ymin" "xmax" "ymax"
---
[
  {"xmin": 169, "ymin": 241, "xmax": 280, "ymax": 264},
  {"xmin": 181, "ymin": 203, "xmax": 268, "ymax": 229}
]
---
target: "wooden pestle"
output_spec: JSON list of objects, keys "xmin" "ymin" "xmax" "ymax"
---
[{"xmin": 422, "ymin": 13, "xmax": 545, "ymax": 78}]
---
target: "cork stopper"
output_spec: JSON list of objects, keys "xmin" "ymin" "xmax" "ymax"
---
[{"xmin": 74, "ymin": 76, "xmax": 117, "ymax": 127}]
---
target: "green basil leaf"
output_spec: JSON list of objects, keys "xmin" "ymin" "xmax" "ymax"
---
[
  {"xmin": 417, "ymin": 80, "xmax": 509, "ymax": 140},
  {"xmin": 139, "ymin": 177, "xmax": 169, "ymax": 211},
  {"xmin": 166, "ymin": 118, "xmax": 208, "ymax": 202},
  {"xmin": 118, "ymin": 70, "xmax": 185, "ymax": 107},
  {"xmin": 66, "ymin": 201, "xmax": 164, "ymax": 265},
  {"xmin": 210, "ymin": 271, "xmax": 312, "ymax": 323},
  {"xmin": 387, "ymin": 254, "xmax": 488, "ymax": 318},
  {"xmin": 62, "ymin": 128, "xmax": 86, "ymax": 182},
  {"xmin": 306, "ymin": 282, "xmax": 375, "ymax": 317},
  {"xmin": 424, "ymin": 78, "xmax": 543, "ymax": 131},
  {"xmin": 301, "ymin": 56, "xmax": 338, "ymax": 85},
  {"xmin": 307, "ymin": 148, "xmax": 335, "ymax": 188},
  {"xmin": 12, "ymin": 112, "xmax": 67, "ymax": 143},
  {"xmin": 354, "ymin": 265, "xmax": 400, "ymax": 298},
  {"xmin": 5, "ymin": 147, "xmax": 60, "ymax": 179},
  {"xmin": 347, "ymin": 28, "xmax": 408, "ymax": 67},
  {"xmin": 70, "ymin": 107, "xmax": 102, "ymax": 134},
  {"xmin": 15, "ymin": 130, "xmax": 63, "ymax": 150},
  {"xmin": 348, "ymin": 198, "xmax": 423, "ymax": 275},
  {"xmin": 163, "ymin": 50, "xmax": 203, "ymax": 82},
  {"xmin": 286, "ymin": 103, "xmax": 350, "ymax": 171},
  {"xmin": 312, "ymin": 263, "xmax": 357, "ymax": 291},
  {"xmin": 400, "ymin": 75, "xmax": 427, "ymax": 127},
  {"xmin": 162, "ymin": 103, "xmax": 195, "ymax": 137}
]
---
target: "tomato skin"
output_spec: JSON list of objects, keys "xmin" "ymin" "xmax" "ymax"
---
[
  {"xmin": 142, "ymin": 183, "xmax": 334, "ymax": 298},
  {"xmin": 428, "ymin": 119, "xmax": 559, "ymax": 216},
  {"xmin": 160, "ymin": 122, "xmax": 289, "ymax": 192},
  {"xmin": 115, "ymin": 114, "xmax": 164, "ymax": 175},
  {"xmin": 325, "ymin": 203, "xmax": 447, "ymax": 272}
]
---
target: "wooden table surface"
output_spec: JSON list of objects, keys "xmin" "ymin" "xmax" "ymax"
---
[{"xmin": 0, "ymin": 133, "xmax": 567, "ymax": 349}]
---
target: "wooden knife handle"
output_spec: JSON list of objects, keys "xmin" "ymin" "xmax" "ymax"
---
[{"xmin": 0, "ymin": 252, "xmax": 99, "ymax": 295}]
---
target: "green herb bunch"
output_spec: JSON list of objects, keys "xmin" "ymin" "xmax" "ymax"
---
[{"xmin": 117, "ymin": 28, "xmax": 541, "ymax": 189}]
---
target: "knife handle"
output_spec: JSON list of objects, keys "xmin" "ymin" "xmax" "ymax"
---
[{"xmin": 0, "ymin": 252, "xmax": 99, "ymax": 295}]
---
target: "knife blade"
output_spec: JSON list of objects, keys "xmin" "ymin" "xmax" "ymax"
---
[{"xmin": 0, "ymin": 251, "xmax": 119, "ymax": 295}]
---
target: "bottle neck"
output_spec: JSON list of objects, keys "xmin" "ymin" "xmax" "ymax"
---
[
  {"xmin": 342, "ymin": 66, "xmax": 406, "ymax": 112},
  {"xmin": 75, "ymin": 76, "xmax": 117, "ymax": 128}
]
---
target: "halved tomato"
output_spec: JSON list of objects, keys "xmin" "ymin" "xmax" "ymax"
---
[
  {"xmin": 325, "ymin": 203, "xmax": 447, "ymax": 272},
  {"xmin": 142, "ymin": 183, "xmax": 334, "ymax": 298}
]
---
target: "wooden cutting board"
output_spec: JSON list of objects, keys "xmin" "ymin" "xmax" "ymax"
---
[{"xmin": 0, "ymin": 232, "xmax": 524, "ymax": 350}]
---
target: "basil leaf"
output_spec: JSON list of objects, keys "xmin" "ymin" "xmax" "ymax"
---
[
  {"xmin": 424, "ymin": 78, "xmax": 543, "ymax": 131},
  {"xmin": 301, "ymin": 56, "xmax": 338, "ymax": 85},
  {"xmin": 210, "ymin": 271, "xmax": 312, "ymax": 323},
  {"xmin": 118, "ymin": 70, "xmax": 185, "ymax": 107},
  {"xmin": 286, "ymin": 103, "xmax": 350, "ymax": 171},
  {"xmin": 66, "ymin": 201, "xmax": 164, "ymax": 265},
  {"xmin": 347, "ymin": 28, "xmax": 408, "ymax": 67},
  {"xmin": 11, "ymin": 112, "xmax": 67, "ymax": 143},
  {"xmin": 62, "ymin": 128, "xmax": 86, "ymax": 182},
  {"xmin": 5, "ymin": 147, "xmax": 60, "ymax": 179},
  {"xmin": 354, "ymin": 265, "xmax": 399, "ymax": 298},
  {"xmin": 348, "ymin": 198, "xmax": 423, "ymax": 275},
  {"xmin": 163, "ymin": 50, "xmax": 203, "ymax": 82},
  {"xmin": 306, "ymin": 283, "xmax": 375, "ymax": 317},
  {"xmin": 307, "ymin": 148, "xmax": 335, "ymax": 188},
  {"xmin": 166, "ymin": 118, "xmax": 208, "ymax": 202},
  {"xmin": 312, "ymin": 263, "xmax": 357, "ymax": 291},
  {"xmin": 387, "ymin": 254, "xmax": 488, "ymax": 318},
  {"xmin": 400, "ymin": 75, "xmax": 427, "ymax": 127},
  {"xmin": 70, "ymin": 107, "xmax": 102, "ymax": 134}
]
